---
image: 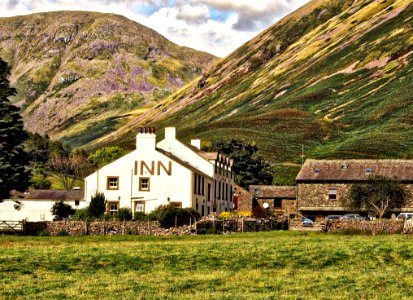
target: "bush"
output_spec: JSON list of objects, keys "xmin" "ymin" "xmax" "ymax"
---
[
  {"xmin": 147, "ymin": 204, "xmax": 200, "ymax": 228},
  {"xmin": 252, "ymin": 206, "xmax": 270, "ymax": 218},
  {"xmin": 70, "ymin": 208, "xmax": 90, "ymax": 221},
  {"xmin": 32, "ymin": 177, "xmax": 52, "ymax": 189},
  {"xmin": 88, "ymin": 192, "xmax": 106, "ymax": 219},
  {"xmin": 236, "ymin": 211, "xmax": 252, "ymax": 218},
  {"xmin": 218, "ymin": 211, "xmax": 234, "ymax": 220},
  {"xmin": 51, "ymin": 201, "xmax": 75, "ymax": 220},
  {"xmin": 56, "ymin": 229, "xmax": 69, "ymax": 236},
  {"xmin": 134, "ymin": 212, "xmax": 147, "ymax": 221},
  {"xmin": 115, "ymin": 208, "xmax": 132, "ymax": 221}
]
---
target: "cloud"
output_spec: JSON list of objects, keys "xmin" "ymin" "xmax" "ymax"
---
[
  {"xmin": 194, "ymin": 0, "xmax": 306, "ymax": 31},
  {"xmin": 0, "ymin": 0, "xmax": 310, "ymax": 57},
  {"xmin": 175, "ymin": 4, "xmax": 209, "ymax": 25}
]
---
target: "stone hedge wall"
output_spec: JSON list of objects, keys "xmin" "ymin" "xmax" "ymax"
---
[
  {"xmin": 25, "ymin": 220, "xmax": 194, "ymax": 236},
  {"xmin": 326, "ymin": 220, "xmax": 405, "ymax": 234}
]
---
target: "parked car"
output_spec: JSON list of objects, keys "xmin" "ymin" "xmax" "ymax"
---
[
  {"xmin": 326, "ymin": 215, "xmax": 342, "ymax": 221},
  {"xmin": 302, "ymin": 217, "xmax": 314, "ymax": 227},
  {"xmin": 397, "ymin": 213, "xmax": 413, "ymax": 220},
  {"xmin": 341, "ymin": 214, "xmax": 365, "ymax": 221}
]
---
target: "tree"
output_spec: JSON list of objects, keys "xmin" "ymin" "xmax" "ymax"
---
[
  {"xmin": 47, "ymin": 154, "xmax": 93, "ymax": 190},
  {"xmin": 206, "ymin": 139, "xmax": 274, "ymax": 189},
  {"xmin": 25, "ymin": 132, "xmax": 71, "ymax": 167},
  {"xmin": 0, "ymin": 57, "xmax": 31, "ymax": 200},
  {"xmin": 88, "ymin": 146, "xmax": 127, "ymax": 168},
  {"xmin": 88, "ymin": 192, "xmax": 107, "ymax": 219},
  {"xmin": 342, "ymin": 175, "xmax": 408, "ymax": 219},
  {"xmin": 51, "ymin": 201, "xmax": 75, "ymax": 220}
]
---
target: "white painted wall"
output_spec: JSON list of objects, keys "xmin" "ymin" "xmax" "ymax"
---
[
  {"xmin": 157, "ymin": 127, "xmax": 214, "ymax": 177},
  {"xmin": 84, "ymin": 127, "xmax": 235, "ymax": 216},
  {"xmin": 0, "ymin": 200, "xmax": 86, "ymax": 221},
  {"xmin": 85, "ymin": 133, "xmax": 194, "ymax": 214}
]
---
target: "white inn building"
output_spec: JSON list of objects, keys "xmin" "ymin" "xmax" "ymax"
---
[{"xmin": 84, "ymin": 127, "xmax": 235, "ymax": 217}]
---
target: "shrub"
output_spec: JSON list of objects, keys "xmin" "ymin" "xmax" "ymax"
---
[
  {"xmin": 56, "ymin": 229, "xmax": 69, "ymax": 236},
  {"xmin": 88, "ymin": 192, "xmax": 106, "ymax": 219},
  {"xmin": 51, "ymin": 201, "xmax": 75, "ymax": 220},
  {"xmin": 32, "ymin": 177, "xmax": 52, "ymax": 189},
  {"xmin": 115, "ymin": 208, "xmax": 132, "ymax": 221},
  {"xmin": 252, "ymin": 206, "xmax": 270, "ymax": 218},
  {"xmin": 218, "ymin": 211, "xmax": 233, "ymax": 220},
  {"xmin": 134, "ymin": 212, "xmax": 147, "ymax": 221},
  {"xmin": 37, "ymin": 229, "xmax": 50, "ymax": 236},
  {"xmin": 70, "ymin": 208, "xmax": 90, "ymax": 221},
  {"xmin": 147, "ymin": 204, "xmax": 200, "ymax": 228},
  {"xmin": 236, "ymin": 211, "xmax": 253, "ymax": 218}
]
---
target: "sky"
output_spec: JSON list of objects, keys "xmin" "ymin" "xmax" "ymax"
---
[{"xmin": 0, "ymin": 0, "xmax": 310, "ymax": 57}]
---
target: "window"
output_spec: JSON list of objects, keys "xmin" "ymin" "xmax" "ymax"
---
[
  {"xmin": 107, "ymin": 176, "xmax": 119, "ymax": 190},
  {"xmin": 328, "ymin": 187, "xmax": 337, "ymax": 200},
  {"xmin": 193, "ymin": 174, "xmax": 197, "ymax": 194},
  {"xmin": 365, "ymin": 168, "xmax": 372, "ymax": 175},
  {"xmin": 139, "ymin": 178, "xmax": 150, "ymax": 191},
  {"xmin": 75, "ymin": 200, "xmax": 80, "ymax": 206},
  {"xmin": 135, "ymin": 201, "xmax": 145, "ymax": 213},
  {"xmin": 274, "ymin": 198, "xmax": 282, "ymax": 208},
  {"xmin": 108, "ymin": 201, "xmax": 119, "ymax": 215}
]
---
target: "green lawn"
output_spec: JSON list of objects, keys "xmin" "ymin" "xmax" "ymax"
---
[{"xmin": 1, "ymin": 231, "xmax": 413, "ymax": 299}]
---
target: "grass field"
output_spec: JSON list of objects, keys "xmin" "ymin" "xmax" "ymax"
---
[{"xmin": 1, "ymin": 231, "xmax": 413, "ymax": 299}]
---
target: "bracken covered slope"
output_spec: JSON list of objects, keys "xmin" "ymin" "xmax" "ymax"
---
[
  {"xmin": 0, "ymin": 11, "xmax": 216, "ymax": 147},
  {"xmin": 99, "ymin": 0, "xmax": 413, "ymax": 165}
]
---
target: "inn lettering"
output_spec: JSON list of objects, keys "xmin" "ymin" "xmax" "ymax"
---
[{"xmin": 135, "ymin": 161, "xmax": 172, "ymax": 176}]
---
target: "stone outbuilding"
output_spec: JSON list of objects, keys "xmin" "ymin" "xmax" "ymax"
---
[
  {"xmin": 249, "ymin": 185, "xmax": 297, "ymax": 216},
  {"xmin": 296, "ymin": 159, "xmax": 413, "ymax": 219}
]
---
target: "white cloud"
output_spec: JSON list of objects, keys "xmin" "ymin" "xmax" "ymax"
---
[{"xmin": 0, "ymin": 0, "xmax": 310, "ymax": 57}]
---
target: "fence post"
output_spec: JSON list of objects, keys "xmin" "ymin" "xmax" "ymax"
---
[
  {"xmin": 22, "ymin": 219, "xmax": 26, "ymax": 235},
  {"xmin": 175, "ymin": 216, "xmax": 178, "ymax": 228}
]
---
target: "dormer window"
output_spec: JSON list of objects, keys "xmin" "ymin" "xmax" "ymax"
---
[
  {"xmin": 313, "ymin": 168, "xmax": 320, "ymax": 174},
  {"xmin": 341, "ymin": 164, "xmax": 348, "ymax": 169},
  {"xmin": 365, "ymin": 168, "xmax": 372, "ymax": 175}
]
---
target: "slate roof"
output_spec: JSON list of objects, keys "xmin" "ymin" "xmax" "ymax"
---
[
  {"xmin": 156, "ymin": 148, "xmax": 213, "ymax": 178},
  {"xmin": 296, "ymin": 159, "xmax": 413, "ymax": 182},
  {"xmin": 249, "ymin": 185, "xmax": 296, "ymax": 198},
  {"xmin": 10, "ymin": 189, "xmax": 84, "ymax": 200}
]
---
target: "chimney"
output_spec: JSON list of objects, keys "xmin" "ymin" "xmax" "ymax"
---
[
  {"xmin": 165, "ymin": 127, "xmax": 176, "ymax": 140},
  {"xmin": 191, "ymin": 139, "xmax": 201, "ymax": 150},
  {"xmin": 136, "ymin": 127, "xmax": 156, "ymax": 150}
]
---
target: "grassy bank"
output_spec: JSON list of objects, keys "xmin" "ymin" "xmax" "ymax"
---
[{"xmin": 1, "ymin": 231, "xmax": 413, "ymax": 299}]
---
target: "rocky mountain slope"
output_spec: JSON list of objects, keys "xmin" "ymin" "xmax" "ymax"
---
[
  {"xmin": 0, "ymin": 11, "xmax": 216, "ymax": 147},
  {"xmin": 99, "ymin": 0, "xmax": 413, "ymax": 166}
]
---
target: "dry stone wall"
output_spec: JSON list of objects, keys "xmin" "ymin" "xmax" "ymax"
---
[
  {"xmin": 25, "ymin": 221, "xmax": 194, "ymax": 236},
  {"xmin": 326, "ymin": 220, "xmax": 404, "ymax": 234}
]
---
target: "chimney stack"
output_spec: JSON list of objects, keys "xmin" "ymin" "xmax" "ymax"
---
[
  {"xmin": 191, "ymin": 139, "xmax": 201, "ymax": 150},
  {"xmin": 136, "ymin": 127, "xmax": 156, "ymax": 150},
  {"xmin": 165, "ymin": 127, "xmax": 176, "ymax": 140}
]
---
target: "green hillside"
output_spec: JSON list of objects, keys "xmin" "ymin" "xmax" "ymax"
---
[
  {"xmin": 99, "ymin": 0, "xmax": 413, "ymax": 166},
  {"xmin": 0, "ymin": 11, "xmax": 216, "ymax": 147}
]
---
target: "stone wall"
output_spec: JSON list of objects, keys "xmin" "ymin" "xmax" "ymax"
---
[
  {"xmin": 298, "ymin": 183, "xmax": 413, "ymax": 212},
  {"xmin": 235, "ymin": 185, "xmax": 253, "ymax": 212},
  {"xmin": 25, "ymin": 220, "xmax": 194, "ymax": 236},
  {"xmin": 326, "ymin": 220, "xmax": 405, "ymax": 234}
]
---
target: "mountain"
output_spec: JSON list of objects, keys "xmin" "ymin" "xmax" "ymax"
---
[
  {"xmin": 0, "ymin": 11, "xmax": 216, "ymax": 147},
  {"xmin": 97, "ymin": 0, "xmax": 413, "ymax": 168}
]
